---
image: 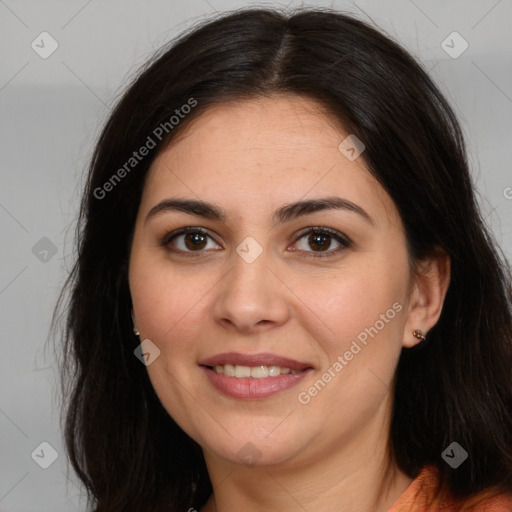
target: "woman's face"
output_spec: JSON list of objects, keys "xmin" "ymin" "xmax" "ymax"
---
[{"xmin": 129, "ymin": 94, "xmax": 420, "ymax": 468}]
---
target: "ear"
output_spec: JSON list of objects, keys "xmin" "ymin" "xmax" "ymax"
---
[{"xmin": 403, "ymin": 249, "xmax": 451, "ymax": 348}]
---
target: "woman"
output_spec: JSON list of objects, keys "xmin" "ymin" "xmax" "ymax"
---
[{"xmin": 56, "ymin": 7, "xmax": 512, "ymax": 512}]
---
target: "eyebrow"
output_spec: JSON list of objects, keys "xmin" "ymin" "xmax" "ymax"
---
[{"xmin": 145, "ymin": 196, "xmax": 374, "ymax": 226}]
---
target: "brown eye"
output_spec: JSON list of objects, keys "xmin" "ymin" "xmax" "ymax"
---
[
  {"xmin": 293, "ymin": 228, "xmax": 351, "ymax": 257},
  {"xmin": 308, "ymin": 232, "xmax": 331, "ymax": 251},
  {"xmin": 183, "ymin": 232, "xmax": 207, "ymax": 250},
  {"xmin": 162, "ymin": 228, "xmax": 221, "ymax": 254}
]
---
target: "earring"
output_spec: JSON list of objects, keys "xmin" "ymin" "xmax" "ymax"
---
[{"xmin": 412, "ymin": 329, "xmax": 426, "ymax": 342}]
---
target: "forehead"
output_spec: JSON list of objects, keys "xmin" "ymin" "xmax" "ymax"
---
[
  {"xmin": 155, "ymin": 94, "xmax": 346, "ymax": 162},
  {"xmin": 141, "ymin": 94, "xmax": 397, "ymax": 225}
]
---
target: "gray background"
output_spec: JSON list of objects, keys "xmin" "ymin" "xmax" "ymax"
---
[{"xmin": 1, "ymin": 0, "xmax": 511, "ymax": 510}]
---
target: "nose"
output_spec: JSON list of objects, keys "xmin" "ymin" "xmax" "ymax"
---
[{"xmin": 212, "ymin": 247, "xmax": 290, "ymax": 333}]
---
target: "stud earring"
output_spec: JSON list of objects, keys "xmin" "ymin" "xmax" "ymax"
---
[{"xmin": 412, "ymin": 329, "xmax": 426, "ymax": 342}]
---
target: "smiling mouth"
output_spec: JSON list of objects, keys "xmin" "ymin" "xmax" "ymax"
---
[{"xmin": 198, "ymin": 352, "xmax": 314, "ymax": 399}]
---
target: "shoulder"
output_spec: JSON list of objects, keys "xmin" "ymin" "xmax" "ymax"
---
[{"xmin": 388, "ymin": 464, "xmax": 512, "ymax": 512}]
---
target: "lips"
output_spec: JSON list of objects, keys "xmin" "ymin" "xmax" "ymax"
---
[
  {"xmin": 198, "ymin": 352, "xmax": 313, "ymax": 371},
  {"xmin": 198, "ymin": 352, "xmax": 314, "ymax": 399}
]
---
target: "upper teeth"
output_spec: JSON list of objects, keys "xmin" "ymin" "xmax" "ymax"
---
[{"xmin": 213, "ymin": 364, "xmax": 300, "ymax": 378}]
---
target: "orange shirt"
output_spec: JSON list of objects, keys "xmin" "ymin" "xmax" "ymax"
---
[{"xmin": 388, "ymin": 464, "xmax": 512, "ymax": 511}]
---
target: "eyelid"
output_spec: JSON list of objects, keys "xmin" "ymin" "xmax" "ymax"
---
[
  {"xmin": 160, "ymin": 226, "xmax": 217, "ymax": 246},
  {"xmin": 291, "ymin": 226, "xmax": 351, "ymax": 257},
  {"xmin": 294, "ymin": 226, "xmax": 351, "ymax": 245}
]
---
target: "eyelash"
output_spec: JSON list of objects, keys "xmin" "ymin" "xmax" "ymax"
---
[{"xmin": 160, "ymin": 226, "xmax": 351, "ymax": 258}]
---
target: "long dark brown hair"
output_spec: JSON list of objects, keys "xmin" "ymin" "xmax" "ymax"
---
[{"xmin": 54, "ymin": 7, "xmax": 512, "ymax": 511}]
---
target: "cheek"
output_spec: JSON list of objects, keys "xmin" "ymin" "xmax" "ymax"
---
[
  {"xmin": 129, "ymin": 247, "xmax": 216, "ymax": 343},
  {"xmin": 296, "ymin": 253, "xmax": 408, "ymax": 419},
  {"xmin": 129, "ymin": 249, "xmax": 216, "ymax": 437},
  {"xmin": 302, "ymin": 252, "xmax": 408, "ymax": 356},
  {"xmin": 293, "ymin": 267, "xmax": 407, "ymax": 435}
]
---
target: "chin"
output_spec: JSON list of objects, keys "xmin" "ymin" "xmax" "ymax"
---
[{"xmin": 197, "ymin": 421, "xmax": 307, "ymax": 468}]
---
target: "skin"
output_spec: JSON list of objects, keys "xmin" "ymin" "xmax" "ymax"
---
[{"xmin": 129, "ymin": 94, "xmax": 450, "ymax": 512}]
